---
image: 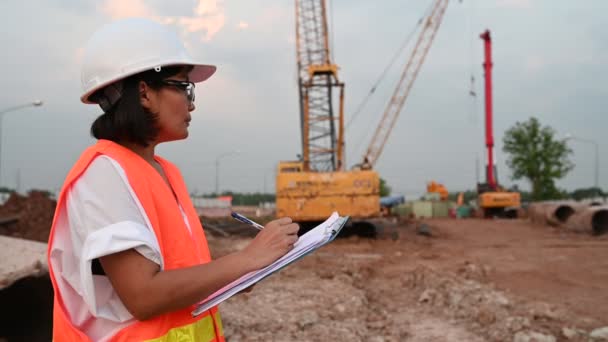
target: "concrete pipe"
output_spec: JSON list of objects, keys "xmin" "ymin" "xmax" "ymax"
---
[
  {"xmin": 527, "ymin": 202, "xmax": 585, "ymax": 226},
  {"xmin": 566, "ymin": 206, "xmax": 608, "ymax": 235},
  {"xmin": 527, "ymin": 203, "xmax": 546, "ymax": 224},
  {"xmin": 544, "ymin": 202, "xmax": 583, "ymax": 226}
]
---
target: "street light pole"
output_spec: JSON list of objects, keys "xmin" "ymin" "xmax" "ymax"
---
[
  {"xmin": 0, "ymin": 100, "xmax": 43, "ymax": 188},
  {"xmin": 565, "ymin": 134, "xmax": 600, "ymax": 192},
  {"xmin": 0, "ymin": 100, "xmax": 43, "ymax": 115},
  {"xmin": 215, "ymin": 150, "xmax": 240, "ymax": 195}
]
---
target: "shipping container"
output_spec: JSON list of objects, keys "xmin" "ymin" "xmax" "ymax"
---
[
  {"xmin": 413, "ymin": 201, "xmax": 433, "ymax": 218},
  {"xmin": 432, "ymin": 201, "xmax": 449, "ymax": 217}
]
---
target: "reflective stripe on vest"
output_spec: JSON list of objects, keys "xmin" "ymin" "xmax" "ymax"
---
[
  {"xmin": 47, "ymin": 140, "xmax": 223, "ymax": 341},
  {"xmin": 145, "ymin": 311, "xmax": 224, "ymax": 342}
]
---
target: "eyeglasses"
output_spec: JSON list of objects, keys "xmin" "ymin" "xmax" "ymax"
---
[{"xmin": 160, "ymin": 80, "xmax": 196, "ymax": 105}]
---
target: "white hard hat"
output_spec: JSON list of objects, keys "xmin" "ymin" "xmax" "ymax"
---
[{"xmin": 80, "ymin": 18, "xmax": 216, "ymax": 104}]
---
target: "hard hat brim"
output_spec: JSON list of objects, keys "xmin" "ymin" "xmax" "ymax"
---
[
  {"xmin": 81, "ymin": 62, "xmax": 217, "ymax": 104},
  {"xmin": 189, "ymin": 64, "xmax": 217, "ymax": 83}
]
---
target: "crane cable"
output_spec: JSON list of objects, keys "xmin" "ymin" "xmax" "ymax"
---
[
  {"xmin": 347, "ymin": 1, "xmax": 439, "ymax": 163},
  {"xmin": 345, "ymin": 0, "xmax": 437, "ymax": 131},
  {"xmin": 466, "ymin": 0, "xmax": 483, "ymax": 183},
  {"xmin": 329, "ymin": 0, "xmax": 335, "ymax": 61}
]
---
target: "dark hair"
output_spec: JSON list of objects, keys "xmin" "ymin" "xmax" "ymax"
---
[{"xmin": 90, "ymin": 65, "xmax": 190, "ymax": 147}]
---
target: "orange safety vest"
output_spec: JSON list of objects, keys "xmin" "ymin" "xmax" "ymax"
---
[{"xmin": 47, "ymin": 139, "xmax": 224, "ymax": 341}]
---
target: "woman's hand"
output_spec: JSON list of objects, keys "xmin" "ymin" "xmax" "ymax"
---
[
  {"xmin": 240, "ymin": 217, "xmax": 299, "ymax": 271},
  {"xmin": 99, "ymin": 217, "xmax": 298, "ymax": 320}
]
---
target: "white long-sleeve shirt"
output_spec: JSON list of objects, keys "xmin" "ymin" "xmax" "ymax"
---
[{"xmin": 49, "ymin": 155, "xmax": 193, "ymax": 342}]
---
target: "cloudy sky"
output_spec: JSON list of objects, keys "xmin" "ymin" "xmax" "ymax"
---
[{"xmin": 1, "ymin": 0, "xmax": 607, "ymax": 198}]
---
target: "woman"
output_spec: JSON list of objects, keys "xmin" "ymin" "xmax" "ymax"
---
[{"xmin": 47, "ymin": 18, "xmax": 298, "ymax": 341}]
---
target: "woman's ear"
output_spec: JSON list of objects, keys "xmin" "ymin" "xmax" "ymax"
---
[{"xmin": 139, "ymin": 81, "xmax": 155, "ymax": 111}]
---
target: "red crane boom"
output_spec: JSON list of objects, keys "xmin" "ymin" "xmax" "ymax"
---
[{"xmin": 480, "ymin": 29, "xmax": 496, "ymax": 189}]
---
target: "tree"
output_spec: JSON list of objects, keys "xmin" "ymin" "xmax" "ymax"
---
[
  {"xmin": 503, "ymin": 117, "xmax": 573, "ymax": 201},
  {"xmin": 0, "ymin": 187, "xmax": 15, "ymax": 193},
  {"xmin": 570, "ymin": 187, "xmax": 606, "ymax": 201},
  {"xmin": 379, "ymin": 178, "xmax": 391, "ymax": 197},
  {"xmin": 199, "ymin": 192, "xmax": 276, "ymax": 206},
  {"xmin": 507, "ymin": 185, "xmax": 533, "ymax": 203}
]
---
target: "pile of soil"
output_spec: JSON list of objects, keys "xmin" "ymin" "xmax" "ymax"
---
[{"xmin": 0, "ymin": 191, "xmax": 56, "ymax": 242}]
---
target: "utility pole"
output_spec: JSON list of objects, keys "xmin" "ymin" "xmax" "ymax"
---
[{"xmin": 214, "ymin": 150, "xmax": 240, "ymax": 195}]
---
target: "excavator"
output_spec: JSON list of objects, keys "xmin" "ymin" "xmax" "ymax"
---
[
  {"xmin": 276, "ymin": 0, "xmax": 450, "ymax": 229},
  {"xmin": 476, "ymin": 30, "xmax": 520, "ymax": 218},
  {"xmin": 427, "ymin": 181, "xmax": 448, "ymax": 201}
]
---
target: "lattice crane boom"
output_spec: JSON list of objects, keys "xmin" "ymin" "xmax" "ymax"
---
[
  {"xmin": 361, "ymin": 0, "xmax": 449, "ymax": 168},
  {"xmin": 295, "ymin": 0, "xmax": 345, "ymax": 172}
]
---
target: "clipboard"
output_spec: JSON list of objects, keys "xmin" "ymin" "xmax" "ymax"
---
[{"xmin": 192, "ymin": 212, "xmax": 350, "ymax": 316}]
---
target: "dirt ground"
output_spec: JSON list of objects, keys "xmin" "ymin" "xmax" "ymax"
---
[
  {"xmin": 1, "ymin": 193, "xmax": 608, "ymax": 341},
  {"xmin": 206, "ymin": 217, "xmax": 608, "ymax": 342}
]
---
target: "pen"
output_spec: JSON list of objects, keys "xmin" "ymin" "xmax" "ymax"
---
[{"xmin": 231, "ymin": 212, "xmax": 265, "ymax": 230}]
